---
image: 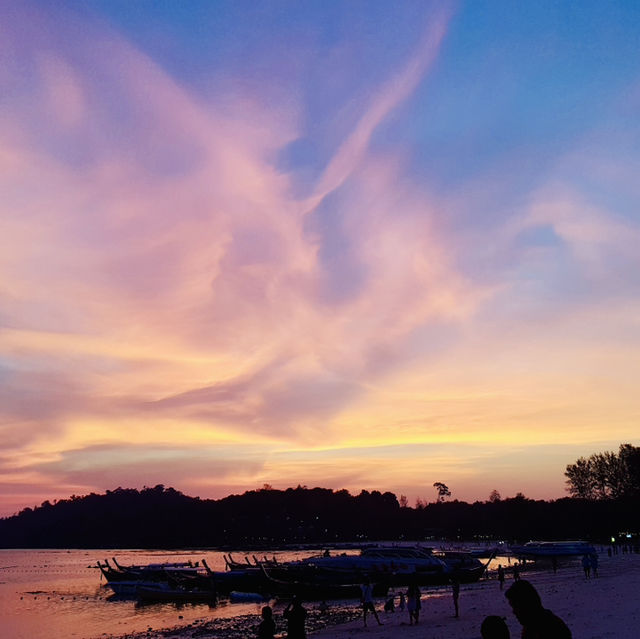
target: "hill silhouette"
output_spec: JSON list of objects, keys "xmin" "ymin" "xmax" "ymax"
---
[{"xmin": 0, "ymin": 485, "xmax": 638, "ymax": 548}]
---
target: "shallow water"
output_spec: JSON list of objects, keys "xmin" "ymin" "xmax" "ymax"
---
[
  {"xmin": 0, "ymin": 545, "xmax": 512, "ymax": 638},
  {"xmin": 0, "ymin": 548, "xmax": 316, "ymax": 639}
]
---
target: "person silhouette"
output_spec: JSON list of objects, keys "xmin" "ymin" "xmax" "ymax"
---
[
  {"xmin": 505, "ymin": 579, "xmax": 571, "ymax": 638},
  {"xmin": 451, "ymin": 576, "xmax": 460, "ymax": 617},
  {"xmin": 283, "ymin": 596, "xmax": 308, "ymax": 639},
  {"xmin": 481, "ymin": 615, "xmax": 510, "ymax": 639},
  {"xmin": 360, "ymin": 579, "xmax": 382, "ymax": 626},
  {"xmin": 498, "ymin": 564, "xmax": 506, "ymax": 590},
  {"xmin": 257, "ymin": 605, "xmax": 276, "ymax": 639},
  {"xmin": 406, "ymin": 581, "xmax": 421, "ymax": 625}
]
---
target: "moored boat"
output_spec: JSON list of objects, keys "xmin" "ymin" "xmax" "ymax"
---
[
  {"xmin": 201, "ymin": 557, "xmax": 270, "ymax": 595},
  {"xmin": 98, "ymin": 557, "xmax": 212, "ymax": 599},
  {"xmin": 136, "ymin": 584, "xmax": 217, "ymax": 604},
  {"xmin": 260, "ymin": 565, "xmax": 388, "ymax": 600},
  {"xmin": 97, "ymin": 558, "xmax": 201, "ymax": 583}
]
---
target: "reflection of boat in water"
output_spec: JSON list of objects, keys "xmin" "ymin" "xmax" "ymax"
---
[{"xmin": 510, "ymin": 541, "xmax": 596, "ymax": 558}]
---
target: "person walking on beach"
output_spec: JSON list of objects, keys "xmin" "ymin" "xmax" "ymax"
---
[
  {"xmin": 360, "ymin": 579, "xmax": 382, "ymax": 626},
  {"xmin": 581, "ymin": 554, "xmax": 591, "ymax": 579},
  {"xmin": 505, "ymin": 579, "xmax": 572, "ymax": 638},
  {"xmin": 257, "ymin": 605, "xmax": 276, "ymax": 639},
  {"xmin": 284, "ymin": 596, "xmax": 308, "ymax": 639},
  {"xmin": 451, "ymin": 576, "xmax": 460, "ymax": 618},
  {"xmin": 589, "ymin": 553, "xmax": 598, "ymax": 577},
  {"xmin": 481, "ymin": 615, "xmax": 510, "ymax": 639},
  {"xmin": 498, "ymin": 564, "xmax": 506, "ymax": 590},
  {"xmin": 406, "ymin": 581, "xmax": 421, "ymax": 625}
]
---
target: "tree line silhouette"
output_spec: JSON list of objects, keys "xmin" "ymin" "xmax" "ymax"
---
[
  {"xmin": 564, "ymin": 443, "xmax": 640, "ymax": 500},
  {"xmin": 0, "ymin": 444, "xmax": 637, "ymax": 548},
  {"xmin": 0, "ymin": 482, "xmax": 637, "ymax": 548}
]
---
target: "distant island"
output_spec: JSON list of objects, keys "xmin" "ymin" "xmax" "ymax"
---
[
  {"xmin": 0, "ymin": 484, "xmax": 637, "ymax": 549},
  {"xmin": 1, "ymin": 444, "xmax": 637, "ymax": 548}
]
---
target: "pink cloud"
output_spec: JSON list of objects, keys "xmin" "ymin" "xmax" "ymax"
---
[{"xmin": 0, "ymin": 3, "xmax": 477, "ymax": 460}]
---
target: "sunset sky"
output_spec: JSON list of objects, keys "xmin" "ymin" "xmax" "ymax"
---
[{"xmin": 2, "ymin": 1, "xmax": 640, "ymax": 517}]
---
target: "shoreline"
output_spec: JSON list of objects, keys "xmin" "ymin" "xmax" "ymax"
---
[
  {"xmin": 109, "ymin": 552, "xmax": 640, "ymax": 639},
  {"xmin": 107, "ymin": 604, "xmax": 364, "ymax": 639}
]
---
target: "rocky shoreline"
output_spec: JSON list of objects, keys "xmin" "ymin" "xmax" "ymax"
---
[{"xmin": 109, "ymin": 603, "xmax": 363, "ymax": 639}]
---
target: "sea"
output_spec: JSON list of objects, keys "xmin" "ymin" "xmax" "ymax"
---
[
  {"xmin": 1, "ymin": 545, "xmax": 513, "ymax": 639},
  {"xmin": 0, "ymin": 548, "xmax": 322, "ymax": 639}
]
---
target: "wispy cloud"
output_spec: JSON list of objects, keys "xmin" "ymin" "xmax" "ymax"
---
[{"xmin": 1, "ymin": 2, "xmax": 639, "ymax": 514}]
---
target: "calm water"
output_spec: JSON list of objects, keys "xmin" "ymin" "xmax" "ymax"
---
[
  {"xmin": 0, "ymin": 548, "xmax": 318, "ymax": 639},
  {"xmin": 1, "ymin": 545, "xmax": 511, "ymax": 639}
]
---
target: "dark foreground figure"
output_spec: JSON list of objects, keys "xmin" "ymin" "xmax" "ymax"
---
[
  {"xmin": 284, "ymin": 596, "xmax": 308, "ymax": 639},
  {"xmin": 481, "ymin": 615, "xmax": 510, "ymax": 639},
  {"xmin": 257, "ymin": 605, "xmax": 276, "ymax": 639},
  {"xmin": 505, "ymin": 579, "xmax": 572, "ymax": 639}
]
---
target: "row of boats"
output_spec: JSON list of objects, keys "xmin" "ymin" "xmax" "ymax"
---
[
  {"xmin": 97, "ymin": 541, "xmax": 597, "ymax": 605},
  {"xmin": 97, "ymin": 545, "xmax": 490, "ymax": 604}
]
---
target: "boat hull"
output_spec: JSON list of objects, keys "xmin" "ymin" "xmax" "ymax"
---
[{"xmin": 137, "ymin": 585, "xmax": 217, "ymax": 604}]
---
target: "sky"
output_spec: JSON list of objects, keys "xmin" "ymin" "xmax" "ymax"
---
[{"xmin": 1, "ymin": 1, "xmax": 640, "ymax": 518}]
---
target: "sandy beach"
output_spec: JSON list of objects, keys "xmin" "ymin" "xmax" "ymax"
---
[
  {"xmin": 312, "ymin": 552, "xmax": 640, "ymax": 639},
  {"xmin": 110, "ymin": 551, "xmax": 640, "ymax": 639}
]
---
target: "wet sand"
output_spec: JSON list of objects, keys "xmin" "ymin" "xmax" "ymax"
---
[{"xmin": 111, "ymin": 552, "xmax": 640, "ymax": 639}]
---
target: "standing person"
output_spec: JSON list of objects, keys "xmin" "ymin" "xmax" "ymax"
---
[
  {"xmin": 257, "ymin": 605, "xmax": 276, "ymax": 639},
  {"xmin": 551, "ymin": 557, "xmax": 558, "ymax": 574},
  {"xmin": 505, "ymin": 579, "xmax": 572, "ymax": 638},
  {"xmin": 497, "ymin": 564, "xmax": 506, "ymax": 590},
  {"xmin": 589, "ymin": 553, "xmax": 598, "ymax": 577},
  {"xmin": 406, "ymin": 581, "xmax": 421, "ymax": 625},
  {"xmin": 481, "ymin": 615, "xmax": 511, "ymax": 639},
  {"xmin": 451, "ymin": 576, "xmax": 460, "ymax": 618},
  {"xmin": 360, "ymin": 579, "xmax": 382, "ymax": 626},
  {"xmin": 581, "ymin": 554, "xmax": 591, "ymax": 579},
  {"xmin": 399, "ymin": 591, "xmax": 406, "ymax": 611},
  {"xmin": 283, "ymin": 596, "xmax": 308, "ymax": 639},
  {"xmin": 513, "ymin": 563, "xmax": 521, "ymax": 581}
]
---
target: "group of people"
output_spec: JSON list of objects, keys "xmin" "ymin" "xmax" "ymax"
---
[
  {"xmin": 365, "ymin": 575, "xmax": 571, "ymax": 639},
  {"xmin": 373, "ymin": 580, "xmax": 423, "ymax": 626},
  {"xmin": 359, "ymin": 572, "xmax": 572, "ymax": 639},
  {"xmin": 257, "ymin": 572, "xmax": 572, "ymax": 639},
  {"xmin": 581, "ymin": 552, "xmax": 599, "ymax": 579},
  {"xmin": 257, "ymin": 597, "xmax": 308, "ymax": 639}
]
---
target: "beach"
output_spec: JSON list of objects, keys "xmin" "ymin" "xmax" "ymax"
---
[{"xmin": 110, "ymin": 551, "xmax": 640, "ymax": 639}]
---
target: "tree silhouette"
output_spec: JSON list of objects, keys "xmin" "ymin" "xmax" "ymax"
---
[
  {"xmin": 433, "ymin": 482, "xmax": 451, "ymax": 502},
  {"xmin": 565, "ymin": 444, "xmax": 640, "ymax": 499}
]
